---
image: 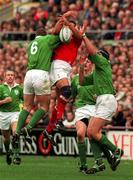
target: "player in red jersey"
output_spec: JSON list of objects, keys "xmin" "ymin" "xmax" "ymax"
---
[{"xmin": 43, "ymin": 12, "xmax": 84, "ymax": 145}]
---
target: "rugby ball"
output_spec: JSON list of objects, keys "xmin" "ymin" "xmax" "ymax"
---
[{"xmin": 59, "ymin": 26, "xmax": 72, "ymax": 43}]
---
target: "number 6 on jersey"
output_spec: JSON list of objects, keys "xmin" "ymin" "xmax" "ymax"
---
[{"xmin": 30, "ymin": 41, "xmax": 38, "ymax": 55}]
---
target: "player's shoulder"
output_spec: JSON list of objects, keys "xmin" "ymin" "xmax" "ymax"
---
[
  {"xmin": 0, "ymin": 84, "xmax": 8, "ymax": 91},
  {"xmin": 35, "ymin": 34, "xmax": 59, "ymax": 42},
  {"xmin": 15, "ymin": 84, "xmax": 23, "ymax": 90},
  {"xmin": 0, "ymin": 84, "xmax": 6, "ymax": 88},
  {"xmin": 90, "ymin": 53, "xmax": 109, "ymax": 65}
]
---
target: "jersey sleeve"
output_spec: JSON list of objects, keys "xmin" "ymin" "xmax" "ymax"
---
[
  {"xmin": 0, "ymin": 85, "xmax": 10, "ymax": 99},
  {"xmin": 89, "ymin": 53, "xmax": 108, "ymax": 68},
  {"xmin": 82, "ymin": 73, "xmax": 93, "ymax": 86},
  {"xmin": 71, "ymin": 76, "xmax": 78, "ymax": 100},
  {"xmin": 48, "ymin": 35, "xmax": 60, "ymax": 49}
]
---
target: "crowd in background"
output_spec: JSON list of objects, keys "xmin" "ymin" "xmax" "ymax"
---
[
  {"xmin": 0, "ymin": 0, "xmax": 133, "ymax": 40},
  {"xmin": 0, "ymin": 0, "xmax": 133, "ymax": 128},
  {"xmin": 0, "ymin": 0, "xmax": 11, "ymax": 6}
]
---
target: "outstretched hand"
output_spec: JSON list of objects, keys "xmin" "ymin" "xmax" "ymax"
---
[
  {"xmin": 63, "ymin": 11, "xmax": 78, "ymax": 18},
  {"xmin": 79, "ymin": 24, "xmax": 87, "ymax": 35},
  {"xmin": 61, "ymin": 16, "xmax": 70, "ymax": 26}
]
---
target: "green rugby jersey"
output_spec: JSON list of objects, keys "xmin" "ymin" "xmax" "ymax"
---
[
  {"xmin": 27, "ymin": 35, "xmax": 60, "ymax": 71},
  {"xmin": 71, "ymin": 75, "xmax": 96, "ymax": 108},
  {"xmin": 0, "ymin": 83, "xmax": 23, "ymax": 112},
  {"xmin": 89, "ymin": 53, "xmax": 115, "ymax": 95}
]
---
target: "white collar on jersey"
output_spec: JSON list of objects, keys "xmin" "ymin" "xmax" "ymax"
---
[
  {"xmin": 4, "ymin": 82, "xmax": 19, "ymax": 88},
  {"xmin": 36, "ymin": 36, "xmax": 41, "ymax": 38}
]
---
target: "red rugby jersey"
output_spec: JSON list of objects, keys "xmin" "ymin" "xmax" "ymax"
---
[{"xmin": 52, "ymin": 37, "xmax": 81, "ymax": 65}]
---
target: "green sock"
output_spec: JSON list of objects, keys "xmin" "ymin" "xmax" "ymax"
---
[
  {"xmin": 16, "ymin": 109, "xmax": 29, "ymax": 134},
  {"xmin": 90, "ymin": 139, "xmax": 102, "ymax": 160},
  {"xmin": 98, "ymin": 134, "xmax": 117, "ymax": 153},
  {"xmin": 12, "ymin": 137, "xmax": 20, "ymax": 158},
  {"xmin": 26, "ymin": 108, "xmax": 46, "ymax": 130},
  {"xmin": 4, "ymin": 140, "xmax": 10, "ymax": 153},
  {"xmin": 78, "ymin": 141, "xmax": 87, "ymax": 167},
  {"xmin": 101, "ymin": 146, "xmax": 112, "ymax": 164}
]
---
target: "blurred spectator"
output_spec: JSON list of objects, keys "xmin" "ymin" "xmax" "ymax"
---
[
  {"xmin": 0, "ymin": 0, "xmax": 132, "ymax": 40},
  {"xmin": 0, "ymin": 0, "xmax": 11, "ymax": 6},
  {"xmin": 63, "ymin": 111, "xmax": 75, "ymax": 129},
  {"xmin": 125, "ymin": 113, "xmax": 133, "ymax": 129}
]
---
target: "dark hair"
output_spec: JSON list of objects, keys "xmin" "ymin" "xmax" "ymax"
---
[
  {"xmin": 5, "ymin": 69, "xmax": 14, "ymax": 73},
  {"xmin": 36, "ymin": 28, "xmax": 46, "ymax": 36},
  {"xmin": 69, "ymin": 20, "xmax": 76, "ymax": 26},
  {"xmin": 99, "ymin": 48, "xmax": 110, "ymax": 60}
]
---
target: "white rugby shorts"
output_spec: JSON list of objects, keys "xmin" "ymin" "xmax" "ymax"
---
[
  {"xmin": 74, "ymin": 104, "xmax": 96, "ymax": 123},
  {"xmin": 24, "ymin": 69, "xmax": 51, "ymax": 95},
  {"xmin": 50, "ymin": 60, "xmax": 72, "ymax": 86},
  {"xmin": 0, "ymin": 112, "xmax": 19, "ymax": 130},
  {"xmin": 94, "ymin": 94, "xmax": 117, "ymax": 121}
]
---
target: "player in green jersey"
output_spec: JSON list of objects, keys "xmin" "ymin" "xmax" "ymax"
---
[
  {"xmin": 81, "ymin": 34, "xmax": 123, "ymax": 174},
  {"xmin": 71, "ymin": 62, "xmax": 96, "ymax": 173},
  {"xmin": 13, "ymin": 18, "xmax": 63, "ymax": 146},
  {"xmin": 0, "ymin": 70, "xmax": 23, "ymax": 165},
  {"xmin": 72, "ymin": 62, "xmax": 116, "ymax": 174}
]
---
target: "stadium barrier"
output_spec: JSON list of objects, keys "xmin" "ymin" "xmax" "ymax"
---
[
  {"xmin": 0, "ymin": 127, "xmax": 133, "ymax": 160},
  {"xmin": 0, "ymin": 30, "xmax": 133, "ymax": 41}
]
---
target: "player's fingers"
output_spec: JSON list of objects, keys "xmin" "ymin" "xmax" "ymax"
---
[{"xmin": 57, "ymin": 15, "xmax": 63, "ymax": 21}]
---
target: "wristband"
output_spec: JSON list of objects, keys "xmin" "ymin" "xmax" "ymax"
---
[{"xmin": 82, "ymin": 33, "xmax": 86, "ymax": 38}]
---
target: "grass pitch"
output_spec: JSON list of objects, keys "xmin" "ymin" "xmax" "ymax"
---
[{"xmin": 0, "ymin": 155, "xmax": 133, "ymax": 180}]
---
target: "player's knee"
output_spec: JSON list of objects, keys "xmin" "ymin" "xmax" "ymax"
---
[
  {"xmin": 77, "ymin": 130, "xmax": 85, "ymax": 142},
  {"xmin": 88, "ymin": 127, "xmax": 99, "ymax": 140},
  {"xmin": 60, "ymin": 86, "xmax": 71, "ymax": 100},
  {"xmin": 87, "ymin": 127, "xmax": 95, "ymax": 139}
]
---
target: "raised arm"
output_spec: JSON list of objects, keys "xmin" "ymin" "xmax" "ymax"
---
[
  {"xmin": 62, "ymin": 17, "xmax": 82, "ymax": 40},
  {"xmin": 63, "ymin": 11, "xmax": 78, "ymax": 18},
  {"xmin": 79, "ymin": 64, "xmax": 85, "ymax": 86},
  {"xmin": 82, "ymin": 35, "xmax": 98, "ymax": 55},
  {"xmin": 79, "ymin": 61, "xmax": 94, "ymax": 86},
  {"xmin": 52, "ymin": 11, "xmax": 77, "ymax": 35},
  {"xmin": 71, "ymin": 75, "xmax": 78, "ymax": 100},
  {"xmin": 52, "ymin": 18, "xmax": 64, "ymax": 34}
]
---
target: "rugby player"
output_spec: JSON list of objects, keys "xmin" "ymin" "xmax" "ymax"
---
[
  {"xmin": 72, "ymin": 61, "xmax": 116, "ymax": 173},
  {"xmin": 43, "ymin": 13, "xmax": 84, "ymax": 144},
  {"xmin": 12, "ymin": 17, "xmax": 64, "ymax": 151},
  {"xmin": 0, "ymin": 70, "xmax": 23, "ymax": 165},
  {"xmin": 81, "ymin": 34, "xmax": 123, "ymax": 174},
  {"xmin": 71, "ymin": 62, "xmax": 95, "ymax": 173}
]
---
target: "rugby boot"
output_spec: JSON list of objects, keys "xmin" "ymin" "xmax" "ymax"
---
[
  {"xmin": 85, "ymin": 159, "xmax": 106, "ymax": 174},
  {"xmin": 43, "ymin": 129, "xmax": 57, "ymax": 146}
]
